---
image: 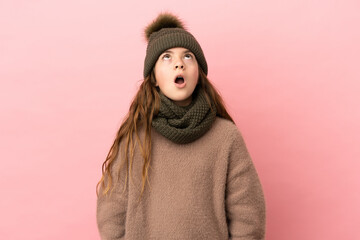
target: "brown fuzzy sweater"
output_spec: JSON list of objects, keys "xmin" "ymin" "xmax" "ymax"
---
[{"xmin": 97, "ymin": 117, "xmax": 266, "ymax": 239}]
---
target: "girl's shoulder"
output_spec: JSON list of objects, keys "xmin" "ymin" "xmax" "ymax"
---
[
  {"xmin": 208, "ymin": 117, "xmax": 244, "ymax": 145},
  {"xmin": 211, "ymin": 117, "xmax": 252, "ymax": 158},
  {"xmin": 212, "ymin": 117, "xmax": 239, "ymax": 135}
]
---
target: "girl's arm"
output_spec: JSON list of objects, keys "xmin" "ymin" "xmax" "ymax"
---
[
  {"xmin": 225, "ymin": 130, "xmax": 266, "ymax": 240},
  {"xmin": 96, "ymin": 154, "xmax": 128, "ymax": 240}
]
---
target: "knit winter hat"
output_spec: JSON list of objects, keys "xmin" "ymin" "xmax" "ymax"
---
[{"xmin": 143, "ymin": 13, "xmax": 208, "ymax": 78}]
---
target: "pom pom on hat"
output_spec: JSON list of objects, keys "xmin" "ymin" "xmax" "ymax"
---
[
  {"xmin": 144, "ymin": 12, "xmax": 186, "ymax": 41},
  {"xmin": 143, "ymin": 12, "xmax": 208, "ymax": 78}
]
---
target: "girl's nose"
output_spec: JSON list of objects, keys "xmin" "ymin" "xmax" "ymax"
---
[
  {"xmin": 175, "ymin": 64, "xmax": 184, "ymax": 69},
  {"xmin": 174, "ymin": 58, "xmax": 185, "ymax": 70}
]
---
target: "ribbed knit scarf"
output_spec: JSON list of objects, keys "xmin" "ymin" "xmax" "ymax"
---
[{"xmin": 152, "ymin": 89, "xmax": 216, "ymax": 144}]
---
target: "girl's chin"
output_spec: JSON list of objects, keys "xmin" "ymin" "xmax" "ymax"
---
[{"xmin": 169, "ymin": 96, "xmax": 192, "ymax": 106}]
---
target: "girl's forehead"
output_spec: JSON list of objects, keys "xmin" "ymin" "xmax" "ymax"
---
[{"xmin": 162, "ymin": 47, "xmax": 191, "ymax": 54}]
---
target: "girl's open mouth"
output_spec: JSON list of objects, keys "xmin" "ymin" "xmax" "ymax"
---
[
  {"xmin": 174, "ymin": 75, "xmax": 186, "ymax": 88},
  {"xmin": 175, "ymin": 76, "xmax": 185, "ymax": 84}
]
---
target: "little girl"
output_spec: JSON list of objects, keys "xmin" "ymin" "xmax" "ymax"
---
[{"xmin": 96, "ymin": 12, "xmax": 266, "ymax": 240}]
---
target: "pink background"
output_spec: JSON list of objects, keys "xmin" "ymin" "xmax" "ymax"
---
[{"xmin": 1, "ymin": 0, "xmax": 359, "ymax": 239}]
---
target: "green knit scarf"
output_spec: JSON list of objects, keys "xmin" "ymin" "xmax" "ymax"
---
[{"xmin": 152, "ymin": 88, "xmax": 216, "ymax": 144}]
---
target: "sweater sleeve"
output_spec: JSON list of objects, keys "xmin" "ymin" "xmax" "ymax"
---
[
  {"xmin": 225, "ymin": 129, "xmax": 266, "ymax": 240},
  {"xmin": 96, "ymin": 150, "xmax": 128, "ymax": 240}
]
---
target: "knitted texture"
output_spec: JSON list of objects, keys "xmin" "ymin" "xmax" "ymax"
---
[
  {"xmin": 152, "ymin": 88, "xmax": 216, "ymax": 144},
  {"xmin": 97, "ymin": 118, "xmax": 266, "ymax": 239},
  {"xmin": 143, "ymin": 28, "xmax": 208, "ymax": 78}
]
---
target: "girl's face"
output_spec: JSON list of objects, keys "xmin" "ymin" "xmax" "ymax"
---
[{"xmin": 154, "ymin": 47, "xmax": 199, "ymax": 106}]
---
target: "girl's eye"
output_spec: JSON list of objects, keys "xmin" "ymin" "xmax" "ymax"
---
[
  {"xmin": 184, "ymin": 54, "xmax": 192, "ymax": 59},
  {"xmin": 162, "ymin": 54, "xmax": 171, "ymax": 60}
]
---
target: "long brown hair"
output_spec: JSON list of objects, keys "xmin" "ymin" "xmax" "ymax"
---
[{"xmin": 96, "ymin": 67, "xmax": 234, "ymax": 198}]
